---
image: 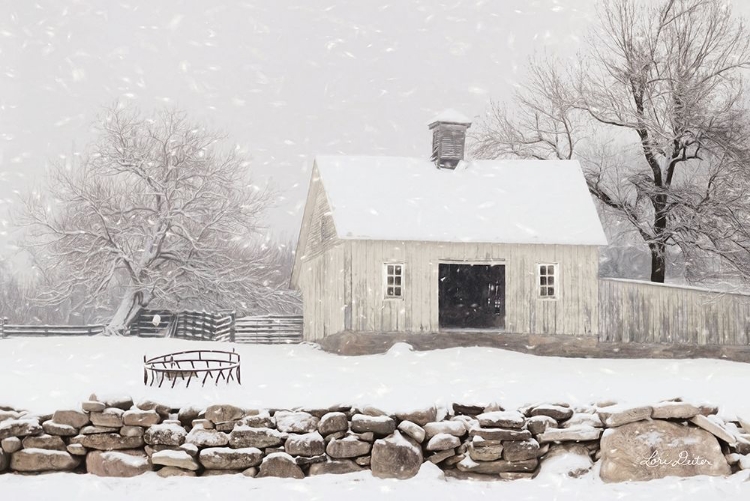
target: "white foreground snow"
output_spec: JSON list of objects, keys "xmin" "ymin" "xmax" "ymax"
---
[
  {"xmin": 1, "ymin": 337, "xmax": 749, "ymax": 420},
  {"xmin": 0, "ymin": 467, "xmax": 749, "ymax": 501},
  {"xmin": 2, "ymin": 337, "xmax": 750, "ymax": 497}
]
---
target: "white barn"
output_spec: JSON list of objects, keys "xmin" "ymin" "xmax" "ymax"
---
[{"xmin": 291, "ymin": 111, "xmax": 608, "ymax": 341}]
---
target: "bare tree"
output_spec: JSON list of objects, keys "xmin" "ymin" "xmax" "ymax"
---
[
  {"xmin": 16, "ymin": 105, "xmax": 298, "ymax": 335},
  {"xmin": 474, "ymin": 0, "xmax": 750, "ymax": 284}
]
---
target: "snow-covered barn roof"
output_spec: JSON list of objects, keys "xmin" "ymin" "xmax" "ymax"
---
[{"xmin": 314, "ymin": 156, "xmax": 608, "ymax": 246}]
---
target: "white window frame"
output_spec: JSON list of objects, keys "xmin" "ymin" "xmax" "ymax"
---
[
  {"xmin": 384, "ymin": 263, "xmax": 404, "ymax": 300},
  {"xmin": 537, "ymin": 263, "xmax": 559, "ymax": 300}
]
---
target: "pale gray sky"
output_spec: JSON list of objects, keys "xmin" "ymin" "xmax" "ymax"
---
[{"xmin": 1, "ymin": 0, "xmax": 748, "ymax": 250}]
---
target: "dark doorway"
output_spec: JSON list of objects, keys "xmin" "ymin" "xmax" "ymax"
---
[{"xmin": 439, "ymin": 263, "xmax": 506, "ymax": 330}]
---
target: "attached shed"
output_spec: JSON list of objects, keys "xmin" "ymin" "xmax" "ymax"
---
[{"xmin": 291, "ymin": 111, "xmax": 608, "ymax": 341}]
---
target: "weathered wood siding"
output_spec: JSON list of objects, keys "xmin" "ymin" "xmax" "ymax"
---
[
  {"xmin": 298, "ymin": 244, "xmax": 347, "ymax": 341},
  {"xmin": 291, "ymin": 167, "xmax": 339, "ymax": 288},
  {"xmin": 300, "ymin": 240, "xmax": 600, "ymax": 339},
  {"xmin": 599, "ymin": 278, "xmax": 750, "ymax": 345}
]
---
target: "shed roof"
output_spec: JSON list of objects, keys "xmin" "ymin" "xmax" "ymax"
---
[{"xmin": 313, "ymin": 155, "xmax": 608, "ymax": 246}]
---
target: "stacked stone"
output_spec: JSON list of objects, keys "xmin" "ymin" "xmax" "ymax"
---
[
  {"xmin": 3, "ymin": 397, "xmax": 750, "ymax": 482},
  {"xmin": 0, "ymin": 395, "xmax": 162, "ymax": 476}
]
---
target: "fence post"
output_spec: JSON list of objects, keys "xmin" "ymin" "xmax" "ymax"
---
[
  {"xmin": 230, "ymin": 311, "xmax": 236, "ymax": 343},
  {"xmin": 1, "ymin": 317, "xmax": 6, "ymax": 339}
]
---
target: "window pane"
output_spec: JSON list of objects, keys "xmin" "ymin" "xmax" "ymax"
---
[
  {"xmin": 539, "ymin": 265, "xmax": 547, "ymax": 275},
  {"xmin": 540, "ymin": 287, "xmax": 547, "ymax": 297},
  {"xmin": 548, "ymin": 265, "xmax": 555, "ymax": 274},
  {"xmin": 548, "ymin": 276, "xmax": 554, "ymax": 286},
  {"xmin": 387, "ymin": 287, "xmax": 394, "ymax": 296},
  {"xmin": 387, "ymin": 265, "xmax": 394, "ymax": 275},
  {"xmin": 388, "ymin": 276, "xmax": 394, "ymax": 285},
  {"xmin": 395, "ymin": 265, "xmax": 402, "ymax": 275},
  {"xmin": 394, "ymin": 287, "xmax": 401, "ymax": 296},
  {"xmin": 548, "ymin": 287, "xmax": 555, "ymax": 297},
  {"xmin": 395, "ymin": 276, "xmax": 401, "ymax": 286},
  {"xmin": 540, "ymin": 277, "xmax": 547, "ymax": 286}
]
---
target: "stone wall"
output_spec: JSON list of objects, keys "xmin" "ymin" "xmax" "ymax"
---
[{"xmin": 1, "ymin": 397, "xmax": 750, "ymax": 482}]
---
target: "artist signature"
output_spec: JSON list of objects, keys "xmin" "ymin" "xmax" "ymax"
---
[{"xmin": 638, "ymin": 450, "xmax": 713, "ymax": 467}]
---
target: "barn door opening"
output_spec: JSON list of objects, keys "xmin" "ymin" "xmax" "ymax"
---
[{"xmin": 438, "ymin": 263, "xmax": 506, "ymax": 330}]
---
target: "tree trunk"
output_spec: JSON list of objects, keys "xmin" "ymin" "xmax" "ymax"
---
[
  {"xmin": 649, "ymin": 194, "xmax": 668, "ymax": 283},
  {"xmin": 104, "ymin": 289, "xmax": 144, "ymax": 336},
  {"xmin": 649, "ymin": 242, "xmax": 666, "ymax": 283}
]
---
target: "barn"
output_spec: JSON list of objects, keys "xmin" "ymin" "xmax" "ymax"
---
[{"xmin": 291, "ymin": 111, "xmax": 609, "ymax": 341}]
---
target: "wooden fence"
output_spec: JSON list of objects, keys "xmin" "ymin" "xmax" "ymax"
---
[
  {"xmin": 131, "ymin": 309, "xmax": 236, "ymax": 341},
  {"xmin": 233, "ymin": 315, "xmax": 303, "ymax": 344},
  {"xmin": 599, "ymin": 278, "xmax": 750, "ymax": 345},
  {"xmin": 0, "ymin": 319, "xmax": 104, "ymax": 338}
]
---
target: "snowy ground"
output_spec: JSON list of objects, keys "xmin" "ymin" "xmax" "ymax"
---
[
  {"xmin": 0, "ymin": 463, "xmax": 749, "ymax": 501},
  {"xmin": 2, "ymin": 337, "xmax": 750, "ymax": 419},
  {"xmin": 2, "ymin": 336, "xmax": 750, "ymax": 499}
]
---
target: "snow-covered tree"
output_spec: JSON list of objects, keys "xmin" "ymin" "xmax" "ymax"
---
[
  {"xmin": 473, "ymin": 0, "xmax": 750, "ymax": 284},
  {"xmin": 16, "ymin": 105, "xmax": 298, "ymax": 335}
]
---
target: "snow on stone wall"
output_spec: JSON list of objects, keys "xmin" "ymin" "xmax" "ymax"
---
[{"xmin": 1, "ymin": 397, "xmax": 749, "ymax": 482}]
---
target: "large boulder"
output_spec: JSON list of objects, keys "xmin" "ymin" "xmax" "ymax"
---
[
  {"xmin": 1, "ymin": 437, "xmax": 22, "ymax": 454},
  {"xmin": 240, "ymin": 411, "xmax": 275, "ymax": 429},
  {"xmin": 90, "ymin": 409, "xmax": 125, "ymax": 428},
  {"xmin": 0, "ymin": 418, "xmax": 42, "ymax": 440},
  {"xmin": 199, "ymin": 447, "xmax": 263, "ymax": 470},
  {"xmin": 10, "ymin": 448, "xmax": 80, "ymax": 472},
  {"xmin": 527, "ymin": 415, "xmax": 558, "ymax": 435},
  {"xmin": 503, "ymin": 438, "xmax": 541, "ymax": 461},
  {"xmin": 529, "ymin": 404, "xmax": 573, "ymax": 422},
  {"xmin": 42, "ymin": 421, "xmax": 78, "ymax": 437},
  {"xmin": 651, "ymin": 401, "xmax": 701, "ymax": 420},
  {"xmin": 205, "ymin": 405, "xmax": 244, "ymax": 424},
  {"xmin": 275, "ymin": 411, "xmax": 319, "ymax": 434},
  {"xmin": 229, "ymin": 426, "xmax": 285, "ymax": 448},
  {"xmin": 53, "ymin": 409, "xmax": 90, "ymax": 429},
  {"xmin": 351, "ymin": 415, "xmax": 396, "ymax": 436},
  {"xmin": 151, "ymin": 449, "xmax": 200, "ymax": 470},
  {"xmin": 598, "ymin": 405, "xmax": 652, "ymax": 428},
  {"xmin": 186, "ymin": 427, "xmax": 229, "ymax": 448},
  {"xmin": 318, "ymin": 412, "xmax": 349, "ymax": 436},
  {"xmin": 21, "ymin": 434, "xmax": 66, "ymax": 451},
  {"xmin": 476, "ymin": 411, "xmax": 525, "ymax": 429},
  {"xmin": 257, "ymin": 452, "xmax": 305, "ymax": 479},
  {"xmin": 395, "ymin": 407, "xmax": 437, "ymax": 427},
  {"xmin": 122, "ymin": 409, "xmax": 161, "ymax": 427},
  {"xmin": 600, "ymin": 420, "xmax": 731, "ymax": 482},
  {"xmin": 144, "ymin": 423, "xmax": 187, "ymax": 446},
  {"xmin": 285, "ymin": 432, "xmax": 325, "ymax": 457},
  {"xmin": 86, "ymin": 450, "xmax": 151, "ymax": 477},
  {"xmin": 326, "ymin": 436, "xmax": 372, "ymax": 458},
  {"xmin": 70, "ymin": 433, "xmax": 144, "ymax": 451},
  {"xmin": 371, "ymin": 431, "xmax": 423, "ymax": 479},
  {"xmin": 397, "ymin": 421, "xmax": 426, "ymax": 443},
  {"xmin": 425, "ymin": 433, "xmax": 460, "ymax": 452},
  {"xmin": 423, "ymin": 421, "xmax": 466, "ymax": 440}
]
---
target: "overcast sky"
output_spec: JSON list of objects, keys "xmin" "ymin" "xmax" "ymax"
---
[{"xmin": 2, "ymin": 0, "xmax": 749, "ymax": 250}]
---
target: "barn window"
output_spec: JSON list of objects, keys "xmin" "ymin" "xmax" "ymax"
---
[
  {"xmin": 384, "ymin": 263, "xmax": 403, "ymax": 299},
  {"xmin": 538, "ymin": 264, "xmax": 558, "ymax": 299}
]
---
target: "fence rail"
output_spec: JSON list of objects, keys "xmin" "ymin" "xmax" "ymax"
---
[
  {"xmin": 0, "ymin": 312, "xmax": 303, "ymax": 344},
  {"xmin": 233, "ymin": 315, "xmax": 303, "ymax": 344},
  {"xmin": 1, "ymin": 322, "xmax": 104, "ymax": 338}
]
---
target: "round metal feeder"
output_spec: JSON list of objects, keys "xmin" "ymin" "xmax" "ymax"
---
[{"xmin": 143, "ymin": 349, "xmax": 241, "ymax": 388}]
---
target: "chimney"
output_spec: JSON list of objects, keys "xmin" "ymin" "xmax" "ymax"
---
[{"xmin": 429, "ymin": 109, "xmax": 472, "ymax": 169}]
